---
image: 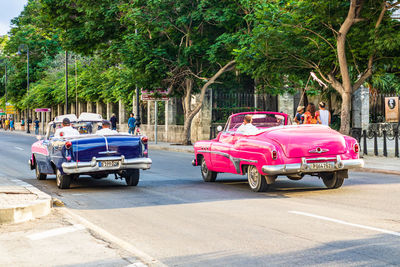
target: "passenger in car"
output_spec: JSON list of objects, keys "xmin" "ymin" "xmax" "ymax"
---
[
  {"xmin": 236, "ymin": 115, "xmax": 258, "ymax": 134},
  {"xmin": 96, "ymin": 120, "xmax": 118, "ymax": 135},
  {"xmin": 54, "ymin": 118, "xmax": 80, "ymax": 138}
]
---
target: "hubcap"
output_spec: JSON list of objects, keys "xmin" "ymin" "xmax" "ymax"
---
[{"xmin": 248, "ymin": 166, "xmax": 259, "ymax": 189}]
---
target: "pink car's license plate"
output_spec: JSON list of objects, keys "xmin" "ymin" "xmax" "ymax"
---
[{"xmin": 309, "ymin": 162, "xmax": 334, "ymax": 170}]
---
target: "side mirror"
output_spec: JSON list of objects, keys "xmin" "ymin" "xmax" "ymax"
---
[{"xmin": 217, "ymin": 125, "xmax": 223, "ymax": 132}]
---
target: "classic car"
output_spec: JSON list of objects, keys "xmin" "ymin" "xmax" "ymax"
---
[
  {"xmin": 192, "ymin": 112, "xmax": 364, "ymax": 192},
  {"xmin": 29, "ymin": 113, "xmax": 152, "ymax": 189}
]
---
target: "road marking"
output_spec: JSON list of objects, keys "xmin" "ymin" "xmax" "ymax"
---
[
  {"xmin": 289, "ymin": 211, "xmax": 400, "ymax": 237},
  {"xmin": 14, "ymin": 146, "xmax": 24, "ymax": 151},
  {"xmin": 27, "ymin": 224, "xmax": 85, "ymax": 241}
]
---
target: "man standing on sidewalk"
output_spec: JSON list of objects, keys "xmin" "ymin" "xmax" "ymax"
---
[
  {"xmin": 34, "ymin": 118, "xmax": 40, "ymax": 135},
  {"xmin": 110, "ymin": 113, "xmax": 118, "ymax": 131},
  {"xmin": 128, "ymin": 113, "xmax": 136, "ymax": 135}
]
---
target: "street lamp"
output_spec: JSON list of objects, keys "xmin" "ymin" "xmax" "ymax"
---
[
  {"xmin": 18, "ymin": 44, "xmax": 30, "ymax": 134},
  {"xmin": 0, "ymin": 58, "xmax": 7, "ymax": 106}
]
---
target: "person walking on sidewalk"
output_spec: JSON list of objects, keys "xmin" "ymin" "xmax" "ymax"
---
[
  {"xmin": 303, "ymin": 103, "xmax": 321, "ymax": 124},
  {"xmin": 4, "ymin": 117, "xmax": 9, "ymax": 131},
  {"xmin": 21, "ymin": 117, "xmax": 25, "ymax": 131},
  {"xmin": 317, "ymin": 101, "xmax": 331, "ymax": 126},
  {"xmin": 110, "ymin": 113, "xmax": 118, "ymax": 131},
  {"xmin": 34, "ymin": 118, "xmax": 40, "ymax": 135},
  {"xmin": 128, "ymin": 113, "xmax": 136, "ymax": 135},
  {"xmin": 10, "ymin": 118, "xmax": 14, "ymax": 131}
]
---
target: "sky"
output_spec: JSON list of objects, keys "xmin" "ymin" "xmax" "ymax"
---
[{"xmin": 0, "ymin": 0, "xmax": 28, "ymax": 36}]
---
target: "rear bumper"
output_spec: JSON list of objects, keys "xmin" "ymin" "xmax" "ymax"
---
[
  {"xmin": 262, "ymin": 156, "xmax": 364, "ymax": 176},
  {"xmin": 61, "ymin": 156, "xmax": 152, "ymax": 174}
]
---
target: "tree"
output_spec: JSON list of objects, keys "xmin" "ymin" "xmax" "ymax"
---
[
  {"xmin": 119, "ymin": 0, "xmax": 250, "ymax": 144},
  {"xmin": 235, "ymin": 0, "xmax": 400, "ymax": 134}
]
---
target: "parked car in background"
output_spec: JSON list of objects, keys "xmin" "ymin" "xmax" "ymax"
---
[
  {"xmin": 192, "ymin": 112, "xmax": 363, "ymax": 192},
  {"xmin": 30, "ymin": 113, "xmax": 152, "ymax": 189}
]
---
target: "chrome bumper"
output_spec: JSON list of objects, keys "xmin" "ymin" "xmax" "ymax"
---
[
  {"xmin": 62, "ymin": 156, "xmax": 152, "ymax": 174},
  {"xmin": 262, "ymin": 156, "xmax": 364, "ymax": 176}
]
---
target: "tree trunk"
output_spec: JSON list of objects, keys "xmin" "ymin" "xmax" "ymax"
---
[{"xmin": 339, "ymin": 91, "xmax": 352, "ymax": 134}]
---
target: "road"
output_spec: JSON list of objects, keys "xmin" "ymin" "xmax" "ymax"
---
[{"xmin": 1, "ymin": 131, "xmax": 400, "ymax": 266}]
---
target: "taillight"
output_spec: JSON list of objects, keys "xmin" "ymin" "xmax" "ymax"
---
[
  {"xmin": 65, "ymin": 141, "xmax": 72, "ymax": 149},
  {"xmin": 271, "ymin": 150, "xmax": 278, "ymax": 160},
  {"xmin": 141, "ymin": 136, "xmax": 148, "ymax": 144},
  {"xmin": 353, "ymin": 143, "xmax": 359, "ymax": 153}
]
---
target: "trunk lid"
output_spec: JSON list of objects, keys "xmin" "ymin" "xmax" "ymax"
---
[
  {"xmin": 70, "ymin": 135, "xmax": 142, "ymax": 162},
  {"xmin": 264, "ymin": 126, "xmax": 346, "ymax": 158}
]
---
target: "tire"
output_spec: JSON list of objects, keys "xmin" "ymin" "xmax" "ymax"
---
[
  {"xmin": 247, "ymin": 165, "xmax": 269, "ymax": 192},
  {"xmin": 321, "ymin": 172, "xmax": 344, "ymax": 189},
  {"xmin": 201, "ymin": 159, "xmax": 217, "ymax": 182},
  {"xmin": 56, "ymin": 169, "xmax": 71, "ymax": 189},
  {"xmin": 125, "ymin": 169, "xmax": 140, "ymax": 186},
  {"xmin": 35, "ymin": 163, "xmax": 47, "ymax": 180}
]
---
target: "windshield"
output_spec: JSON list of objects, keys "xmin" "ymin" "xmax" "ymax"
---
[{"xmin": 226, "ymin": 113, "xmax": 285, "ymax": 131}]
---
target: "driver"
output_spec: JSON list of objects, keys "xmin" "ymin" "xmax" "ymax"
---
[
  {"xmin": 96, "ymin": 120, "xmax": 118, "ymax": 135},
  {"xmin": 54, "ymin": 118, "xmax": 80, "ymax": 138},
  {"xmin": 236, "ymin": 115, "xmax": 258, "ymax": 134}
]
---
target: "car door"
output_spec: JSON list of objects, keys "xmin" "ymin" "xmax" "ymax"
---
[{"xmin": 210, "ymin": 131, "xmax": 237, "ymax": 173}]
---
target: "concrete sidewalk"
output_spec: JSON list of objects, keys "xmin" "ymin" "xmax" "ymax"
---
[
  {"xmin": 148, "ymin": 141, "xmax": 400, "ymax": 175},
  {"xmin": 0, "ymin": 176, "xmax": 52, "ymax": 224}
]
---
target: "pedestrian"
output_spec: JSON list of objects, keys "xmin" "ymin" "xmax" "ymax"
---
[
  {"xmin": 5, "ymin": 117, "xmax": 9, "ymax": 131},
  {"xmin": 303, "ymin": 103, "xmax": 321, "ymax": 124},
  {"xmin": 128, "ymin": 113, "xmax": 136, "ymax": 135},
  {"xmin": 9, "ymin": 118, "xmax": 14, "ymax": 131},
  {"xmin": 110, "ymin": 113, "xmax": 118, "ymax": 131},
  {"xmin": 294, "ymin": 106, "xmax": 305, "ymax": 125},
  {"xmin": 21, "ymin": 117, "xmax": 25, "ymax": 131},
  {"xmin": 317, "ymin": 101, "xmax": 331, "ymax": 126},
  {"xmin": 34, "ymin": 117, "xmax": 40, "ymax": 135}
]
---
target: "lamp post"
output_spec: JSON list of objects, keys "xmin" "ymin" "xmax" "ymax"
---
[
  {"xmin": 0, "ymin": 59, "xmax": 6, "ymax": 106},
  {"xmin": 18, "ymin": 44, "xmax": 30, "ymax": 134},
  {"xmin": 65, "ymin": 51, "xmax": 69, "ymax": 114}
]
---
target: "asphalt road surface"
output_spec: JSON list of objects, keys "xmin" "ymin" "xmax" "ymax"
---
[{"xmin": 1, "ymin": 131, "xmax": 400, "ymax": 266}]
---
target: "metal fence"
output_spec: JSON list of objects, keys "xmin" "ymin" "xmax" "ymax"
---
[
  {"xmin": 212, "ymin": 92, "xmax": 278, "ymax": 123},
  {"xmin": 351, "ymin": 124, "xmax": 400, "ymax": 157}
]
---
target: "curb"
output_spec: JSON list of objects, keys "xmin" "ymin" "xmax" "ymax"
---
[
  {"xmin": 0, "ymin": 179, "xmax": 52, "ymax": 224},
  {"xmin": 148, "ymin": 144, "xmax": 193, "ymax": 154},
  {"xmin": 352, "ymin": 167, "xmax": 400, "ymax": 176}
]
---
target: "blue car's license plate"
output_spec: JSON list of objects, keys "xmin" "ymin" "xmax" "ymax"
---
[{"xmin": 99, "ymin": 161, "xmax": 119, "ymax": 167}]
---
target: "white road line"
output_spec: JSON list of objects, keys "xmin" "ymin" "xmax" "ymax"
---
[
  {"xmin": 27, "ymin": 224, "xmax": 85, "ymax": 241},
  {"xmin": 14, "ymin": 146, "xmax": 24, "ymax": 151},
  {"xmin": 289, "ymin": 211, "xmax": 400, "ymax": 237}
]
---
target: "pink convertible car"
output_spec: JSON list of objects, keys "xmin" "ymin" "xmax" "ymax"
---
[{"xmin": 192, "ymin": 112, "xmax": 364, "ymax": 192}]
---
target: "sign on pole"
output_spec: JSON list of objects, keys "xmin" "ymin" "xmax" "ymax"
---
[
  {"xmin": 141, "ymin": 90, "xmax": 170, "ymax": 101},
  {"xmin": 35, "ymin": 108, "xmax": 51, "ymax": 112},
  {"xmin": 0, "ymin": 108, "xmax": 5, "ymax": 116},
  {"xmin": 5, "ymin": 103, "xmax": 16, "ymax": 114}
]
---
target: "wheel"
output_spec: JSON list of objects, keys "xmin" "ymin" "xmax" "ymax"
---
[
  {"xmin": 56, "ymin": 169, "xmax": 71, "ymax": 189},
  {"xmin": 321, "ymin": 172, "xmax": 344, "ymax": 189},
  {"xmin": 247, "ymin": 165, "xmax": 269, "ymax": 192},
  {"xmin": 125, "ymin": 169, "xmax": 140, "ymax": 186},
  {"xmin": 201, "ymin": 159, "xmax": 217, "ymax": 182},
  {"xmin": 35, "ymin": 163, "xmax": 47, "ymax": 180}
]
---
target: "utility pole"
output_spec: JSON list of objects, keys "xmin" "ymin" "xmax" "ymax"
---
[{"xmin": 65, "ymin": 51, "xmax": 69, "ymax": 114}]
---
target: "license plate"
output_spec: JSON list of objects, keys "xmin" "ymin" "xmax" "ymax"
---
[
  {"xmin": 99, "ymin": 161, "xmax": 119, "ymax": 167},
  {"xmin": 309, "ymin": 162, "xmax": 334, "ymax": 170}
]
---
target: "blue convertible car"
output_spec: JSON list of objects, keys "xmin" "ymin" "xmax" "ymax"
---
[{"xmin": 29, "ymin": 113, "xmax": 152, "ymax": 189}]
